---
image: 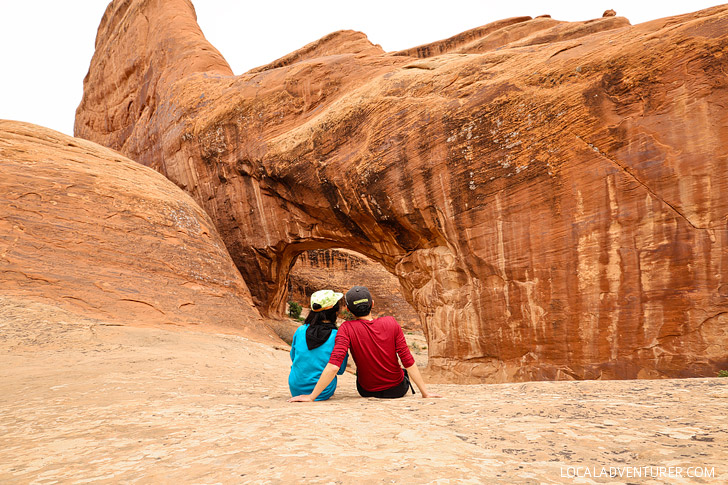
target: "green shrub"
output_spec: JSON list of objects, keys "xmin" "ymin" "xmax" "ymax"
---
[
  {"xmin": 341, "ymin": 308, "xmax": 356, "ymax": 321},
  {"xmin": 718, "ymin": 370, "xmax": 728, "ymax": 378},
  {"xmin": 288, "ymin": 301, "xmax": 302, "ymax": 320}
]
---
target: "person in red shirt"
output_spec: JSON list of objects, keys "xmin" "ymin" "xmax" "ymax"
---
[{"xmin": 288, "ymin": 286, "xmax": 441, "ymax": 401}]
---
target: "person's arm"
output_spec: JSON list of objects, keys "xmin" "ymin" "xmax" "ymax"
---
[
  {"xmin": 393, "ymin": 318, "xmax": 417, "ymax": 368},
  {"xmin": 405, "ymin": 363, "xmax": 442, "ymax": 398},
  {"xmin": 391, "ymin": 319, "xmax": 441, "ymax": 398},
  {"xmin": 337, "ymin": 352, "xmax": 348, "ymax": 375},
  {"xmin": 288, "ymin": 363, "xmax": 340, "ymax": 402}
]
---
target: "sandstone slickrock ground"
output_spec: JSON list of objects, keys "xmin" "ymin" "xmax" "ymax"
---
[
  {"xmin": 75, "ymin": 0, "xmax": 728, "ymax": 382},
  {"xmin": 0, "ymin": 120, "xmax": 279, "ymax": 344},
  {"xmin": 1, "ymin": 296, "xmax": 726, "ymax": 484}
]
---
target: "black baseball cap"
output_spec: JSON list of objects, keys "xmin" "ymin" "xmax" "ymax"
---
[{"xmin": 345, "ymin": 286, "xmax": 372, "ymax": 317}]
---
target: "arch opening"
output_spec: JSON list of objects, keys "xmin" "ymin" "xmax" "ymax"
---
[{"xmin": 279, "ymin": 248, "xmax": 428, "ymax": 368}]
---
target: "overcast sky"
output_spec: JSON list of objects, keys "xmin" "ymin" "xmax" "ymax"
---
[{"xmin": 1, "ymin": 1, "xmax": 722, "ymax": 136}]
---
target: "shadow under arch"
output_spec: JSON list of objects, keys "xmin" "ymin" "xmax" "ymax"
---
[
  {"xmin": 283, "ymin": 245, "xmax": 429, "ymax": 367},
  {"xmin": 287, "ymin": 247, "xmax": 422, "ymax": 330},
  {"xmin": 269, "ymin": 237, "xmax": 420, "ymax": 315},
  {"xmin": 263, "ymin": 238, "xmax": 405, "ymax": 315}
]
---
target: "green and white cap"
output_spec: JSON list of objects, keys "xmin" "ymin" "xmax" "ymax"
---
[{"xmin": 310, "ymin": 289, "xmax": 344, "ymax": 312}]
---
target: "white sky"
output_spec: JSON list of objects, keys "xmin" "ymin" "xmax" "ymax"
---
[{"xmin": 1, "ymin": 1, "xmax": 723, "ymax": 136}]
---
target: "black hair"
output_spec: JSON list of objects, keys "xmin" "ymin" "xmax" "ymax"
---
[
  {"xmin": 304, "ymin": 300, "xmax": 340, "ymax": 326},
  {"xmin": 349, "ymin": 301, "xmax": 371, "ymax": 317}
]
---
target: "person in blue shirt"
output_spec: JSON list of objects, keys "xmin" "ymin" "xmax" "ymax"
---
[{"xmin": 288, "ymin": 289, "xmax": 348, "ymax": 401}]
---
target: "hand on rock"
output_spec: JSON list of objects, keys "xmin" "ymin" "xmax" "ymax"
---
[{"xmin": 422, "ymin": 391, "xmax": 443, "ymax": 398}]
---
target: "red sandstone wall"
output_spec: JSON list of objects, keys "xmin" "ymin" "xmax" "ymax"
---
[{"xmin": 75, "ymin": 0, "xmax": 728, "ymax": 382}]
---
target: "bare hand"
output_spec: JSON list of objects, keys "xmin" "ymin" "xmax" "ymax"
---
[
  {"xmin": 287, "ymin": 394, "xmax": 314, "ymax": 402},
  {"xmin": 422, "ymin": 391, "xmax": 443, "ymax": 398}
]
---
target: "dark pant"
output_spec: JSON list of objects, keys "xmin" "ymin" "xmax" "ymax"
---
[{"xmin": 356, "ymin": 369, "xmax": 415, "ymax": 399}]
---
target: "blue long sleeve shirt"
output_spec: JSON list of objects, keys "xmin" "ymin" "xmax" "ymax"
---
[{"xmin": 289, "ymin": 325, "xmax": 348, "ymax": 401}]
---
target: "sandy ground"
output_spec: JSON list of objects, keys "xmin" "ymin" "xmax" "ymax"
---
[{"xmin": 1, "ymin": 296, "xmax": 727, "ymax": 484}]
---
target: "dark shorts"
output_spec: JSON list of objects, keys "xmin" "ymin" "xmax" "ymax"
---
[{"xmin": 356, "ymin": 369, "xmax": 415, "ymax": 399}]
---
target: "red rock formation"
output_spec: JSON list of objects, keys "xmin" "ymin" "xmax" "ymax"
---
[
  {"xmin": 76, "ymin": 0, "xmax": 728, "ymax": 382},
  {"xmin": 0, "ymin": 120, "xmax": 280, "ymax": 345},
  {"xmin": 288, "ymin": 249, "xmax": 421, "ymax": 330},
  {"xmin": 392, "ymin": 15, "xmax": 630, "ymax": 57}
]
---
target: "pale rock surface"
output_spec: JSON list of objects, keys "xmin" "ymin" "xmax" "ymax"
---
[
  {"xmin": 75, "ymin": 0, "xmax": 728, "ymax": 382},
  {"xmin": 1, "ymin": 297, "xmax": 726, "ymax": 483}
]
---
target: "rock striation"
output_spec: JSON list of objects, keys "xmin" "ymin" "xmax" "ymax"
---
[
  {"xmin": 0, "ymin": 120, "xmax": 279, "ymax": 344},
  {"xmin": 76, "ymin": 0, "xmax": 728, "ymax": 382}
]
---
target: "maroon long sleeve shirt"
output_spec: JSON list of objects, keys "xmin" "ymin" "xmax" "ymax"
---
[{"xmin": 328, "ymin": 316, "xmax": 416, "ymax": 392}]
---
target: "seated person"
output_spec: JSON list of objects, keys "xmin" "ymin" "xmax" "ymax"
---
[
  {"xmin": 288, "ymin": 289, "xmax": 348, "ymax": 401},
  {"xmin": 289, "ymin": 285, "xmax": 441, "ymax": 401}
]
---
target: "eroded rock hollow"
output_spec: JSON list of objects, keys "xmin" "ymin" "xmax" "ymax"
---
[{"xmin": 75, "ymin": 0, "xmax": 728, "ymax": 382}]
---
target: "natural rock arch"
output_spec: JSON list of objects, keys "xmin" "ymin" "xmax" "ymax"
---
[{"xmin": 75, "ymin": 0, "xmax": 728, "ymax": 382}]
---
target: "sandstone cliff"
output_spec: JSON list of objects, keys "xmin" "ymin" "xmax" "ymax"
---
[
  {"xmin": 75, "ymin": 0, "xmax": 728, "ymax": 382},
  {"xmin": 0, "ymin": 120, "xmax": 279, "ymax": 344}
]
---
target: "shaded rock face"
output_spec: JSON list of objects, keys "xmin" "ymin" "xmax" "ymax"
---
[
  {"xmin": 76, "ymin": 0, "xmax": 728, "ymax": 382},
  {"xmin": 288, "ymin": 249, "xmax": 421, "ymax": 331},
  {"xmin": 0, "ymin": 120, "xmax": 279, "ymax": 345}
]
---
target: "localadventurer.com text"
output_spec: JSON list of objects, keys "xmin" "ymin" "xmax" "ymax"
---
[{"xmin": 560, "ymin": 465, "xmax": 716, "ymax": 480}]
